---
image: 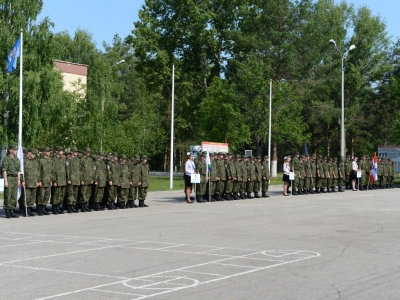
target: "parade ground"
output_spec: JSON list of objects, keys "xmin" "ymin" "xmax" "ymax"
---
[{"xmin": 0, "ymin": 186, "xmax": 399, "ymax": 299}]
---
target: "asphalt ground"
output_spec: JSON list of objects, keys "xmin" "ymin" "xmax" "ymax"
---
[{"xmin": 0, "ymin": 185, "xmax": 399, "ymax": 300}]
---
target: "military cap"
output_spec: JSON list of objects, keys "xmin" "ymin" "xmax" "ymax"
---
[
  {"xmin": 218, "ymin": 152, "xmax": 223, "ymax": 155},
  {"xmin": 201, "ymin": 154, "xmax": 207, "ymax": 158},
  {"xmin": 9, "ymin": 145, "xmax": 18, "ymax": 150},
  {"xmin": 227, "ymin": 152, "xmax": 233, "ymax": 155},
  {"xmin": 134, "ymin": 155, "xmax": 140, "ymax": 160},
  {"xmin": 23, "ymin": 147, "xmax": 28, "ymax": 153},
  {"xmin": 91, "ymin": 154, "xmax": 98, "ymax": 161},
  {"xmin": 55, "ymin": 146, "xmax": 63, "ymax": 151},
  {"xmin": 141, "ymin": 155, "xmax": 148, "ymax": 159},
  {"xmin": 306, "ymin": 154, "xmax": 310, "ymax": 157},
  {"xmin": 30, "ymin": 148, "xmax": 37, "ymax": 154},
  {"xmin": 224, "ymin": 154, "xmax": 228, "ymax": 159},
  {"xmin": 64, "ymin": 149, "xmax": 71, "ymax": 155},
  {"xmin": 71, "ymin": 146, "xmax": 78, "ymax": 152},
  {"xmin": 112, "ymin": 152, "xmax": 118, "ymax": 156},
  {"xmin": 98, "ymin": 151, "xmax": 105, "ymax": 156},
  {"xmin": 256, "ymin": 155, "xmax": 261, "ymax": 159},
  {"xmin": 119, "ymin": 154, "xmax": 127, "ymax": 159},
  {"xmin": 84, "ymin": 147, "xmax": 91, "ymax": 152},
  {"xmin": 42, "ymin": 147, "xmax": 51, "ymax": 152},
  {"xmin": 210, "ymin": 152, "xmax": 215, "ymax": 157},
  {"xmin": 295, "ymin": 152, "xmax": 300, "ymax": 155},
  {"xmin": 236, "ymin": 154, "xmax": 241, "ymax": 158},
  {"xmin": 263, "ymin": 155, "xmax": 269, "ymax": 158}
]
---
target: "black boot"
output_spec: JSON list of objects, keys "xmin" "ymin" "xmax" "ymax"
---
[
  {"xmin": 58, "ymin": 205, "xmax": 64, "ymax": 214},
  {"xmin": 85, "ymin": 203, "xmax": 92, "ymax": 212},
  {"xmin": 132, "ymin": 200, "xmax": 138, "ymax": 207},
  {"xmin": 52, "ymin": 205, "xmax": 58, "ymax": 215},
  {"xmin": 79, "ymin": 203, "xmax": 86, "ymax": 212},
  {"xmin": 5, "ymin": 209, "xmax": 11, "ymax": 219},
  {"xmin": 119, "ymin": 202, "xmax": 125, "ymax": 209},
  {"xmin": 71, "ymin": 205, "xmax": 79, "ymax": 213},
  {"xmin": 94, "ymin": 203, "xmax": 100, "ymax": 211},
  {"xmin": 10, "ymin": 209, "xmax": 19, "ymax": 218},
  {"xmin": 139, "ymin": 200, "xmax": 148, "ymax": 207},
  {"xmin": 309, "ymin": 189, "xmax": 315, "ymax": 194},
  {"xmin": 261, "ymin": 192, "xmax": 267, "ymax": 198},
  {"xmin": 37, "ymin": 206, "xmax": 43, "ymax": 216},
  {"xmin": 107, "ymin": 201, "xmax": 114, "ymax": 210},
  {"xmin": 128, "ymin": 200, "xmax": 134, "ymax": 208},
  {"xmin": 67, "ymin": 205, "xmax": 73, "ymax": 213},
  {"xmin": 28, "ymin": 207, "xmax": 36, "ymax": 216},
  {"xmin": 233, "ymin": 194, "xmax": 239, "ymax": 200},
  {"xmin": 254, "ymin": 193, "xmax": 262, "ymax": 198},
  {"xmin": 42, "ymin": 205, "xmax": 50, "ymax": 215},
  {"xmin": 247, "ymin": 192, "xmax": 254, "ymax": 199}
]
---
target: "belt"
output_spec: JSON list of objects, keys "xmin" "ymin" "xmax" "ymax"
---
[{"xmin": 7, "ymin": 174, "xmax": 17, "ymax": 177}]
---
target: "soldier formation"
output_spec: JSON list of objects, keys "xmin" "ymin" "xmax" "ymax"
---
[
  {"xmin": 193, "ymin": 152, "xmax": 271, "ymax": 202},
  {"xmin": 2, "ymin": 146, "xmax": 150, "ymax": 218},
  {"xmin": 290, "ymin": 153, "xmax": 396, "ymax": 195}
]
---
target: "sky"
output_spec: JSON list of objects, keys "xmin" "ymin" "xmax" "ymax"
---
[{"xmin": 37, "ymin": 0, "xmax": 400, "ymax": 51}]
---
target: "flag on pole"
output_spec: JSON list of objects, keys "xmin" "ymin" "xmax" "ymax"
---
[
  {"xmin": 206, "ymin": 151, "xmax": 212, "ymax": 171},
  {"xmin": 370, "ymin": 152, "xmax": 378, "ymax": 183},
  {"xmin": 6, "ymin": 37, "xmax": 21, "ymax": 73},
  {"xmin": 17, "ymin": 140, "xmax": 24, "ymax": 200}
]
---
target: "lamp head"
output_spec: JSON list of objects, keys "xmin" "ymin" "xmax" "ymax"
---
[
  {"xmin": 349, "ymin": 45, "xmax": 356, "ymax": 51},
  {"xmin": 329, "ymin": 39, "xmax": 336, "ymax": 46}
]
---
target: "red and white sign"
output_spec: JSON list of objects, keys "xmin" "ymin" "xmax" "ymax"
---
[{"xmin": 201, "ymin": 142, "xmax": 229, "ymax": 153}]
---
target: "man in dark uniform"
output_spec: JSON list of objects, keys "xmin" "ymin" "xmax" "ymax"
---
[{"xmin": 2, "ymin": 145, "xmax": 21, "ymax": 218}]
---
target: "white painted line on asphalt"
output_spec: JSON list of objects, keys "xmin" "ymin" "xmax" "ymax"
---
[
  {"xmin": 89, "ymin": 288, "xmax": 145, "ymax": 297},
  {"xmin": 155, "ymin": 244, "xmax": 186, "ymax": 250},
  {"xmin": 211, "ymin": 262, "xmax": 259, "ymax": 269},
  {"xmin": 178, "ymin": 269, "xmax": 225, "ymax": 277}
]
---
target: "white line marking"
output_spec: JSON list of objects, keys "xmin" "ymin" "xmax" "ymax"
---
[
  {"xmin": 89, "ymin": 288, "xmax": 145, "ymax": 297},
  {"xmin": 154, "ymin": 244, "xmax": 185, "ymax": 250},
  {"xmin": 211, "ymin": 262, "xmax": 259, "ymax": 269},
  {"xmin": 178, "ymin": 270, "xmax": 225, "ymax": 277}
]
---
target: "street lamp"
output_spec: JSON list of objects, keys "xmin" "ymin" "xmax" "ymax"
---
[
  {"xmin": 329, "ymin": 39, "xmax": 355, "ymax": 161},
  {"xmin": 100, "ymin": 59, "xmax": 126, "ymax": 151}
]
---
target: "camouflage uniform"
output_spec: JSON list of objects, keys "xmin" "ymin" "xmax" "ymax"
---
[{"xmin": 138, "ymin": 155, "xmax": 150, "ymax": 207}]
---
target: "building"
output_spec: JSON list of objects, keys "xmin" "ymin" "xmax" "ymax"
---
[
  {"xmin": 378, "ymin": 146, "xmax": 400, "ymax": 172},
  {"xmin": 54, "ymin": 60, "xmax": 88, "ymax": 97}
]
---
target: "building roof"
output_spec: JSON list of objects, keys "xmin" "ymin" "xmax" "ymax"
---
[{"xmin": 54, "ymin": 60, "xmax": 88, "ymax": 76}]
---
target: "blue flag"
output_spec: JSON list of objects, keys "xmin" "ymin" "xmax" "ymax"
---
[{"xmin": 6, "ymin": 37, "xmax": 21, "ymax": 73}]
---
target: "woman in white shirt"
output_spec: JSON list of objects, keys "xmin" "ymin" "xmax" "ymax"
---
[
  {"xmin": 184, "ymin": 153, "xmax": 196, "ymax": 203},
  {"xmin": 351, "ymin": 157, "xmax": 360, "ymax": 191},
  {"xmin": 282, "ymin": 156, "xmax": 291, "ymax": 196}
]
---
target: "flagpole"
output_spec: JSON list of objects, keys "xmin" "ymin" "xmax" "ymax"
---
[
  {"xmin": 19, "ymin": 29, "xmax": 27, "ymax": 217},
  {"xmin": 170, "ymin": 65, "xmax": 175, "ymax": 190}
]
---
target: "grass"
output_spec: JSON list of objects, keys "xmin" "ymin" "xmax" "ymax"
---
[{"xmin": 149, "ymin": 176, "xmax": 186, "ymax": 192}]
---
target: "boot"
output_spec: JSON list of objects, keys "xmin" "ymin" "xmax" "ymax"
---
[
  {"xmin": 128, "ymin": 200, "xmax": 134, "ymax": 208},
  {"xmin": 224, "ymin": 194, "xmax": 231, "ymax": 200},
  {"xmin": 119, "ymin": 202, "xmax": 125, "ymax": 209},
  {"xmin": 80, "ymin": 203, "xmax": 86, "ymax": 212},
  {"xmin": 67, "ymin": 204, "xmax": 73, "ymax": 214},
  {"xmin": 107, "ymin": 201, "xmax": 114, "ymax": 210},
  {"xmin": 52, "ymin": 205, "xmax": 59, "ymax": 215},
  {"xmin": 247, "ymin": 192, "xmax": 254, "ymax": 199},
  {"xmin": 112, "ymin": 202, "xmax": 118, "ymax": 209},
  {"xmin": 5, "ymin": 209, "xmax": 11, "ymax": 219},
  {"xmin": 42, "ymin": 205, "xmax": 50, "ymax": 215},
  {"xmin": 338, "ymin": 187, "xmax": 344, "ymax": 192},
  {"xmin": 332, "ymin": 188, "xmax": 337, "ymax": 193},
  {"xmin": 10, "ymin": 209, "xmax": 19, "ymax": 218},
  {"xmin": 327, "ymin": 188, "xmax": 332, "ymax": 193},
  {"xmin": 303, "ymin": 190, "xmax": 309, "ymax": 195},
  {"xmin": 309, "ymin": 189, "xmax": 315, "ymax": 194},
  {"xmin": 37, "ymin": 205, "xmax": 43, "ymax": 216},
  {"xmin": 315, "ymin": 188, "xmax": 320, "ymax": 193},
  {"xmin": 132, "ymin": 200, "xmax": 138, "ymax": 207},
  {"xmin": 94, "ymin": 203, "xmax": 100, "ymax": 211},
  {"xmin": 58, "ymin": 205, "xmax": 64, "ymax": 214},
  {"xmin": 139, "ymin": 200, "xmax": 148, "ymax": 207},
  {"xmin": 28, "ymin": 207, "xmax": 36, "ymax": 216},
  {"xmin": 233, "ymin": 194, "xmax": 239, "ymax": 200},
  {"xmin": 254, "ymin": 193, "xmax": 262, "ymax": 198},
  {"xmin": 71, "ymin": 205, "xmax": 79, "ymax": 213},
  {"xmin": 85, "ymin": 203, "xmax": 92, "ymax": 212},
  {"xmin": 240, "ymin": 193, "xmax": 245, "ymax": 199},
  {"xmin": 262, "ymin": 192, "xmax": 267, "ymax": 198},
  {"xmin": 293, "ymin": 190, "xmax": 298, "ymax": 195},
  {"xmin": 298, "ymin": 190, "xmax": 303, "ymax": 195},
  {"xmin": 21, "ymin": 207, "xmax": 27, "ymax": 217}
]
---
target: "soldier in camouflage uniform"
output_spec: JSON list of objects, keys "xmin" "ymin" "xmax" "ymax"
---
[
  {"xmin": 225, "ymin": 153, "xmax": 235, "ymax": 200},
  {"xmin": 66, "ymin": 146, "xmax": 80, "ymax": 213},
  {"xmin": 261, "ymin": 155, "xmax": 270, "ymax": 197},
  {"xmin": 253, "ymin": 156, "xmax": 262, "ymax": 198},
  {"xmin": 2, "ymin": 145, "xmax": 22, "ymax": 218},
  {"xmin": 332, "ymin": 158, "xmax": 338, "ymax": 192},
  {"xmin": 129, "ymin": 155, "xmax": 141, "ymax": 208},
  {"xmin": 310, "ymin": 155, "xmax": 317, "ymax": 194},
  {"xmin": 240, "ymin": 156, "xmax": 248, "ymax": 199},
  {"xmin": 92, "ymin": 151, "xmax": 107, "ymax": 211},
  {"xmin": 303, "ymin": 155, "xmax": 311, "ymax": 195},
  {"xmin": 246, "ymin": 156, "xmax": 256, "ymax": 199},
  {"xmin": 233, "ymin": 155, "xmax": 242, "ymax": 200},
  {"xmin": 215, "ymin": 153, "xmax": 225, "ymax": 201},
  {"xmin": 345, "ymin": 156, "xmax": 352, "ymax": 189},
  {"xmin": 138, "ymin": 155, "xmax": 150, "ymax": 207},
  {"xmin": 338, "ymin": 159, "xmax": 345, "ymax": 192},
  {"xmin": 292, "ymin": 153, "xmax": 301, "ymax": 195},
  {"xmin": 207, "ymin": 153, "xmax": 218, "ymax": 201},
  {"xmin": 52, "ymin": 146, "xmax": 67, "ymax": 214},
  {"xmin": 23, "ymin": 148, "xmax": 41, "ymax": 217},
  {"xmin": 107, "ymin": 152, "xmax": 120, "ymax": 209},
  {"xmin": 196, "ymin": 154, "xmax": 207, "ymax": 202},
  {"xmin": 39, "ymin": 147, "xmax": 54, "ymax": 215},
  {"xmin": 118, "ymin": 154, "xmax": 132, "ymax": 209},
  {"xmin": 79, "ymin": 147, "xmax": 93, "ymax": 212}
]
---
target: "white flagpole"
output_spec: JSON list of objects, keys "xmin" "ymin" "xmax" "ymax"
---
[
  {"xmin": 268, "ymin": 79, "xmax": 272, "ymax": 175},
  {"xmin": 18, "ymin": 29, "xmax": 27, "ymax": 216},
  {"xmin": 170, "ymin": 65, "xmax": 175, "ymax": 189}
]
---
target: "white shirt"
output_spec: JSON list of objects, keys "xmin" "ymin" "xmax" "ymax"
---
[
  {"xmin": 283, "ymin": 162, "xmax": 291, "ymax": 175},
  {"xmin": 352, "ymin": 161, "xmax": 358, "ymax": 171},
  {"xmin": 185, "ymin": 160, "xmax": 196, "ymax": 176}
]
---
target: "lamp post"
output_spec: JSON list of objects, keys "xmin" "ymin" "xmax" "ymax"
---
[
  {"xmin": 329, "ymin": 40, "xmax": 355, "ymax": 161},
  {"xmin": 101, "ymin": 59, "xmax": 126, "ymax": 151}
]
